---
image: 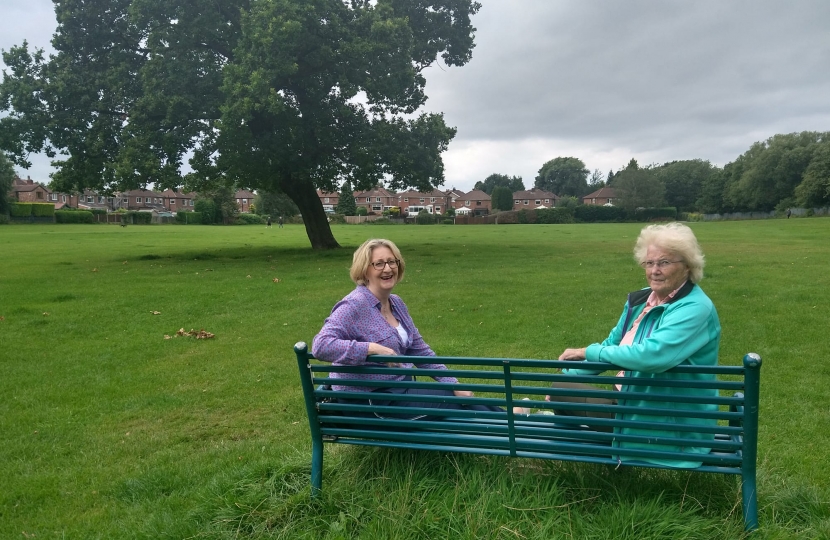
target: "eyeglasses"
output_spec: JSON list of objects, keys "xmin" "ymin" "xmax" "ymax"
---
[
  {"xmin": 640, "ymin": 260, "xmax": 683, "ymax": 269},
  {"xmin": 370, "ymin": 259, "xmax": 400, "ymax": 270}
]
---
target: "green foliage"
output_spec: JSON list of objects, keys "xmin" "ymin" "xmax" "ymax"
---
[
  {"xmin": 31, "ymin": 203, "xmax": 55, "ymax": 217},
  {"xmin": 194, "ymin": 198, "xmax": 218, "ymax": 224},
  {"xmin": 535, "ymin": 157, "xmax": 590, "ymax": 197},
  {"xmin": 355, "ymin": 206, "xmax": 368, "ymax": 216},
  {"xmin": 652, "ymin": 159, "xmax": 717, "ymax": 212},
  {"xmin": 89, "ymin": 208, "xmax": 108, "ymax": 215},
  {"xmin": 252, "ymin": 190, "xmax": 299, "ymax": 217},
  {"xmin": 55, "ymin": 210, "xmax": 94, "ymax": 223},
  {"xmin": 441, "ymin": 219, "xmax": 454, "ymax": 225},
  {"xmin": 0, "ymin": 153, "xmax": 15, "ymax": 214},
  {"xmin": 416, "ymin": 210, "xmax": 436, "ymax": 225},
  {"xmin": 474, "ymin": 173, "xmax": 525, "ymax": 195},
  {"xmin": 0, "ymin": 213, "xmax": 8, "ymax": 225},
  {"xmin": 536, "ymin": 207, "xmax": 575, "ymax": 224},
  {"xmin": 235, "ymin": 213, "xmax": 265, "ymax": 225},
  {"xmin": 327, "ymin": 213, "xmax": 346, "ymax": 224},
  {"xmin": 490, "ymin": 185, "xmax": 514, "ymax": 211},
  {"xmin": 794, "ymin": 139, "xmax": 830, "ymax": 208},
  {"xmin": 335, "ymin": 181, "xmax": 357, "ymax": 216},
  {"xmin": 614, "ymin": 168, "xmax": 666, "ymax": 212},
  {"xmin": 574, "ymin": 205, "xmax": 627, "ymax": 222},
  {"xmin": 175, "ymin": 211, "xmax": 202, "ymax": 224},
  {"xmin": 10, "ymin": 202, "xmax": 32, "ymax": 216}
]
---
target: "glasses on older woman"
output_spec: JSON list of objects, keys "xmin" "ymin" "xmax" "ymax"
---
[
  {"xmin": 370, "ymin": 259, "xmax": 400, "ymax": 270},
  {"xmin": 640, "ymin": 259, "xmax": 682, "ymax": 269}
]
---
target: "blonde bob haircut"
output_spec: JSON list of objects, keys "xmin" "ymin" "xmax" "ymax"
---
[
  {"xmin": 350, "ymin": 238, "xmax": 406, "ymax": 286},
  {"xmin": 633, "ymin": 222, "xmax": 705, "ymax": 283}
]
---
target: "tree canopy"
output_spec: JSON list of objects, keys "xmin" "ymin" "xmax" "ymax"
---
[
  {"xmin": 0, "ymin": 153, "xmax": 15, "ymax": 214},
  {"xmin": 0, "ymin": 0, "xmax": 482, "ymax": 248},
  {"xmin": 534, "ymin": 157, "xmax": 589, "ymax": 197},
  {"xmin": 613, "ymin": 168, "xmax": 665, "ymax": 212},
  {"xmin": 473, "ymin": 173, "xmax": 524, "ymax": 195},
  {"xmin": 490, "ymin": 185, "xmax": 513, "ymax": 211},
  {"xmin": 335, "ymin": 181, "xmax": 357, "ymax": 216}
]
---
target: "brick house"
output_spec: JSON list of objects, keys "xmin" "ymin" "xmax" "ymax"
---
[
  {"xmin": 512, "ymin": 188, "xmax": 559, "ymax": 210},
  {"xmin": 159, "ymin": 189, "xmax": 195, "ymax": 212},
  {"xmin": 10, "ymin": 176, "xmax": 51, "ymax": 203},
  {"xmin": 457, "ymin": 189, "xmax": 491, "ymax": 216},
  {"xmin": 353, "ymin": 186, "xmax": 397, "ymax": 214},
  {"xmin": 122, "ymin": 189, "xmax": 168, "ymax": 211},
  {"xmin": 581, "ymin": 187, "xmax": 617, "ymax": 206},
  {"xmin": 395, "ymin": 188, "xmax": 450, "ymax": 216},
  {"xmin": 317, "ymin": 189, "xmax": 340, "ymax": 213},
  {"xmin": 234, "ymin": 189, "xmax": 256, "ymax": 213}
]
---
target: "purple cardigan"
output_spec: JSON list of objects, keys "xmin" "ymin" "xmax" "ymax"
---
[{"xmin": 311, "ymin": 285, "xmax": 457, "ymax": 392}]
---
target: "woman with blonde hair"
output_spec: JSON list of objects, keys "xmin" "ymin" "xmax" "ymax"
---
[{"xmin": 313, "ymin": 238, "xmax": 505, "ymax": 419}]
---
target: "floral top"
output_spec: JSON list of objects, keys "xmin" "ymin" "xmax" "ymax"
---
[{"xmin": 311, "ymin": 285, "xmax": 457, "ymax": 392}]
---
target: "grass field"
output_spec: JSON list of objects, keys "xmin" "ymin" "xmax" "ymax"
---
[{"xmin": 1, "ymin": 220, "xmax": 828, "ymax": 539}]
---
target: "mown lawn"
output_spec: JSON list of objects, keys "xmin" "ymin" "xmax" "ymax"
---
[{"xmin": 1, "ymin": 219, "xmax": 828, "ymax": 539}]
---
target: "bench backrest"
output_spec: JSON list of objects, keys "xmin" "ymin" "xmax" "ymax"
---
[{"xmin": 295, "ymin": 342, "xmax": 760, "ymax": 475}]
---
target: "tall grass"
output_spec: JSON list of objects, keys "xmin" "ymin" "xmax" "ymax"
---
[{"xmin": 1, "ymin": 220, "xmax": 828, "ymax": 538}]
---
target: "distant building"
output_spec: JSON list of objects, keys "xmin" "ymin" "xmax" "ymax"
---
[
  {"xmin": 581, "ymin": 187, "xmax": 617, "ymax": 206},
  {"xmin": 512, "ymin": 188, "xmax": 559, "ymax": 210}
]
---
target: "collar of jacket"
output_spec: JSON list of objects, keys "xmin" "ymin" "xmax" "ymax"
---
[{"xmin": 627, "ymin": 280, "xmax": 696, "ymax": 308}]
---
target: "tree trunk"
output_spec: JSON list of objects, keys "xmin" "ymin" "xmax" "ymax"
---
[{"xmin": 283, "ymin": 177, "xmax": 341, "ymax": 250}]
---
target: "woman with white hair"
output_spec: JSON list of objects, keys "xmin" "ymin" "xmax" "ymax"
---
[{"xmin": 549, "ymin": 222, "xmax": 721, "ymax": 468}]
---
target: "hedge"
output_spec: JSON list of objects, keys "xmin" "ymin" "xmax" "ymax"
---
[
  {"xmin": 56, "ymin": 210, "xmax": 95, "ymax": 223},
  {"xmin": 574, "ymin": 205, "xmax": 627, "ymax": 223},
  {"xmin": 630, "ymin": 207, "xmax": 677, "ymax": 221},
  {"xmin": 176, "ymin": 211, "xmax": 203, "ymax": 224},
  {"xmin": 10, "ymin": 203, "xmax": 33, "ymax": 217},
  {"xmin": 122, "ymin": 211, "xmax": 153, "ymax": 224},
  {"xmin": 32, "ymin": 203, "xmax": 56, "ymax": 217}
]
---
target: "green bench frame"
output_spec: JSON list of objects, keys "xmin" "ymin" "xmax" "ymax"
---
[{"xmin": 295, "ymin": 342, "xmax": 762, "ymax": 531}]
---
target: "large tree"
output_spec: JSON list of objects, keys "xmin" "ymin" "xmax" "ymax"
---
[
  {"xmin": 335, "ymin": 181, "xmax": 357, "ymax": 216},
  {"xmin": 534, "ymin": 157, "xmax": 589, "ymax": 197},
  {"xmin": 0, "ymin": 0, "xmax": 481, "ymax": 249},
  {"xmin": 473, "ymin": 173, "xmax": 524, "ymax": 195},
  {"xmin": 490, "ymin": 185, "xmax": 513, "ymax": 211},
  {"xmin": 652, "ymin": 159, "xmax": 717, "ymax": 212}
]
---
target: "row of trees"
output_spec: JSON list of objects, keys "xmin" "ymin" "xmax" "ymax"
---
[{"xmin": 479, "ymin": 131, "xmax": 830, "ymax": 214}]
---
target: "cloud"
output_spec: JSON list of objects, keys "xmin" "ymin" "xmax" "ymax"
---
[{"xmin": 3, "ymin": 0, "xmax": 830, "ymax": 191}]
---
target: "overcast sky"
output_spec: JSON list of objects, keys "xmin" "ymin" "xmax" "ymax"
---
[{"xmin": 2, "ymin": 0, "xmax": 830, "ymax": 192}]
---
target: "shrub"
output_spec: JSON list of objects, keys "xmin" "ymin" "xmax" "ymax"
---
[
  {"xmin": 416, "ymin": 212, "xmax": 436, "ymax": 225},
  {"xmin": 366, "ymin": 217, "xmax": 393, "ymax": 225},
  {"xmin": 56, "ymin": 210, "xmax": 94, "ymax": 223},
  {"xmin": 327, "ymin": 213, "xmax": 346, "ymax": 224},
  {"xmin": 517, "ymin": 209, "xmax": 536, "ymax": 224},
  {"xmin": 31, "ymin": 203, "xmax": 56, "ymax": 217},
  {"xmin": 236, "ymin": 213, "xmax": 265, "ymax": 225},
  {"xmin": 441, "ymin": 219, "xmax": 454, "ymax": 225},
  {"xmin": 89, "ymin": 208, "xmax": 108, "ymax": 215},
  {"xmin": 10, "ymin": 202, "xmax": 32, "ymax": 217},
  {"xmin": 0, "ymin": 213, "xmax": 9, "ymax": 225}
]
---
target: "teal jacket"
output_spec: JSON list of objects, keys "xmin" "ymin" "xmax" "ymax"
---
[{"xmin": 564, "ymin": 281, "xmax": 721, "ymax": 468}]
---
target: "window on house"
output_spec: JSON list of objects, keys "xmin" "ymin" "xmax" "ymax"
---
[
  {"xmin": 37, "ymin": 191, "xmax": 44, "ymax": 199},
  {"xmin": 524, "ymin": 200, "xmax": 528, "ymax": 205},
  {"xmin": 536, "ymin": 200, "xmax": 541, "ymax": 205},
  {"xmin": 465, "ymin": 201, "xmax": 470, "ymax": 206},
  {"xmin": 430, "ymin": 197, "xmax": 435, "ymax": 203},
  {"xmin": 136, "ymin": 197, "xmax": 141, "ymax": 203},
  {"xmin": 404, "ymin": 198, "xmax": 408, "ymax": 202},
  {"xmin": 476, "ymin": 201, "xmax": 482, "ymax": 206},
  {"xmin": 365, "ymin": 197, "xmax": 370, "ymax": 202},
  {"xmin": 170, "ymin": 199, "xmax": 176, "ymax": 204},
  {"xmin": 146, "ymin": 198, "xmax": 151, "ymax": 203},
  {"xmin": 50, "ymin": 194, "xmax": 57, "ymax": 201},
  {"xmin": 87, "ymin": 196, "xmax": 93, "ymax": 203},
  {"xmin": 545, "ymin": 199, "xmax": 549, "ymax": 203},
  {"xmin": 324, "ymin": 197, "xmax": 329, "ymax": 203},
  {"xmin": 372, "ymin": 205, "xmax": 382, "ymax": 211},
  {"xmin": 242, "ymin": 198, "xmax": 247, "ymax": 204},
  {"xmin": 420, "ymin": 198, "xmax": 424, "ymax": 203},
  {"xmin": 376, "ymin": 197, "xmax": 381, "ymax": 202},
  {"xmin": 435, "ymin": 206, "xmax": 441, "ymax": 212},
  {"xmin": 190, "ymin": 200, "xmax": 194, "ymax": 206},
  {"xmin": 514, "ymin": 200, "xmax": 520, "ymax": 204},
  {"xmin": 62, "ymin": 195, "xmax": 67, "ymax": 202},
  {"xmin": 99, "ymin": 196, "xmax": 105, "ymax": 203}
]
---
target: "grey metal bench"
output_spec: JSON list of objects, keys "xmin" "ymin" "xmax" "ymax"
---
[{"xmin": 295, "ymin": 342, "xmax": 761, "ymax": 531}]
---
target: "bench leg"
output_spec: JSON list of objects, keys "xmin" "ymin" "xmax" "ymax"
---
[
  {"xmin": 742, "ymin": 476, "xmax": 759, "ymax": 532},
  {"xmin": 310, "ymin": 439, "xmax": 323, "ymax": 497}
]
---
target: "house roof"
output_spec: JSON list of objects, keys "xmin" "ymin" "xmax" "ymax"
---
[
  {"xmin": 235, "ymin": 189, "xmax": 255, "ymax": 199},
  {"xmin": 462, "ymin": 189, "xmax": 491, "ymax": 201},
  {"xmin": 513, "ymin": 189, "xmax": 557, "ymax": 199},
  {"xmin": 582, "ymin": 187, "xmax": 617, "ymax": 199}
]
